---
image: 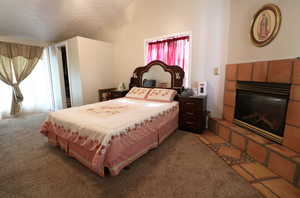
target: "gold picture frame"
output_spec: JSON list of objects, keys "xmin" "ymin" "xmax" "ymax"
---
[{"xmin": 250, "ymin": 4, "xmax": 282, "ymax": 47}]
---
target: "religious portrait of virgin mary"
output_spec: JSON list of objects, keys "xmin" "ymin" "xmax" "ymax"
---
[
  {"xmin": 250, "ymin": 4, "xmax": 281, "ymax": 47},
  {"xmin": 258, "ymin": 12, "xmax": 271, "ymax": 41}
]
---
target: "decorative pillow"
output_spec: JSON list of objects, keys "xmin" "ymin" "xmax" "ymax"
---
[
  {"xmin": 146, "ymin": 88, "xmax": 177, "ymax": 102},
  {"xmin": 125, "ymin": 87, "xmax": 151, "ymax": 99}
]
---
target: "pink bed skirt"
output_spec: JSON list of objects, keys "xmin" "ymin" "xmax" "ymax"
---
[{"xmin": 41, "ymin": 108, "xmax": 178, "ymax": 176}]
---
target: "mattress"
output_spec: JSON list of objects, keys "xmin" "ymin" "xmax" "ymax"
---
[{"xmin": 41, "ymin": 98, "xmax": 179, "ymax": 176}]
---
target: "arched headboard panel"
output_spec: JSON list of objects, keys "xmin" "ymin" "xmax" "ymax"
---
[{"xmin": 129, "ymin": 60, "xmax": 185, "ymax": 93}]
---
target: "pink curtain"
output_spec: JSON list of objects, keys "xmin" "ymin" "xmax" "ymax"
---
[{"xmin": 146, "ymin": 36, "xmax": 190, "ymax": 70}]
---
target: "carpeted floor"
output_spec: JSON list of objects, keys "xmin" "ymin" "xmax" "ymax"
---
[{"xmin": 0, "ymin": 113, "xmax": 263, "ymax": 198}]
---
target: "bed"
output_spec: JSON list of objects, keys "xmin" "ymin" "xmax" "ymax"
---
[{"xmin": 40, "ymin": 60, "xmax": 185, "ymax": 176}]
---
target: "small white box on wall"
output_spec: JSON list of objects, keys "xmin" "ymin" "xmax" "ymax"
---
[
  {"xmin": 191, "ymin": 81, "xmax": 207, "ymax": 96},
  {"xmin": 199, "ymin": 82, "xmax": 207, "ymax": 96}
]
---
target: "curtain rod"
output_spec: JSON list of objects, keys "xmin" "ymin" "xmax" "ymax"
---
[{"xmin": 148, "ymin": 36, "xmax": 190, "ymax": 45}]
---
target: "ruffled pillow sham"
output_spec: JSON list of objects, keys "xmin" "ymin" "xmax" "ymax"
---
[
  {"xmin": 125, "ymin": 87, "xmax": 151, "ymax": 99},
  {"xmin": 146, "ymin": 88, "xmax": 177, "ymax": 102}
]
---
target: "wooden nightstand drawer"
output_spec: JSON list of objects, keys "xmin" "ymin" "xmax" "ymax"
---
[
  {"xmin": 180, "ymin": 114, "xmax": 203, "ymax": 124},
  {"xmin": 110, "ymin": 90, "xmax": 129, "ymax": 99},
  {"xmin": 180, "ymin": 98, "xmax": 201, "ymax": 106},
  {"xmin": 179, "ymin": 98, "xmax": 204, "ymax": 112},
  {"xmin": 178, "ymin": 95, "xmax": 207, "ymax": 133},
  {"xmin": 181, "ymin": 104, "xmax": 203, "ymax": 114},
  {"xmin": 180, "ymin": 118, "xmax": 201, "ymax": 127},
  {"xmin": 182, "ymin": 111, "xmax": 198, "ymax": 117}
]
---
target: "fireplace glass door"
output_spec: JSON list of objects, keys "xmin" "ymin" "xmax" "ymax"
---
[{"xmin": 234, "ymin": 81, "xmax": 290, "ymax": 143}]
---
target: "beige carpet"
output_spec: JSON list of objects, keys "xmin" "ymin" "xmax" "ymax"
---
[{"xmin": 0, "ymin": 113, "xmax": 263, "ymax": 198}]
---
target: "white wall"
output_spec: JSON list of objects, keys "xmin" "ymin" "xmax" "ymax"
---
[
  {"xmin": 66, "ymin": 37, "xmax": 83, "ymax": 106},
  {"xmin": 228, "ymin": 0, "xmax": 300, "ymax": 64},
  {"xmin": 96, "ymin": 0, "xmax": 231, "ymax": 117},
  {"xmin": 76, "ymin": 37, "xmax": 114, "ymax": 104}
]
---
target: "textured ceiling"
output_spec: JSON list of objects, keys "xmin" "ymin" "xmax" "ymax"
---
[{"xmin": 0, "ymin": 0, "xmax": 133, "ymax": 42}]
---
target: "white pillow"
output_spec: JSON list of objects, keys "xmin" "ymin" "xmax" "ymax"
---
[
  {"xmin": 146, "ymin": 88, "xmax": 177, "ymax": 102},
  {"xmin": 125, "ymin": 87, "xmax": 151, "ymax": 99}
]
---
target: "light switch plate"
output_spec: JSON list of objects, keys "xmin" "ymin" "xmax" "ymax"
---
[{"xmin": 213, "ymin": 67, "xmax": 220, "ymax": 75}]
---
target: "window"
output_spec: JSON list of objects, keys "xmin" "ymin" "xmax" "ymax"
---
[
  {"xmin": 0, "ymin": 49, "xmax": 54, "ymax": 119},
  {"xmin": 145, "ymin": 34, "xmax": 191, "ymax": 86}
]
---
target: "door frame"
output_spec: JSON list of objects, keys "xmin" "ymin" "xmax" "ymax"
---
[{"xmin": 55, "ymin": 41, "xmax": 73, "ymax": 108}]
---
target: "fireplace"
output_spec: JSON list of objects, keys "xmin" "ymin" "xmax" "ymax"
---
[{"xmin": 234, "ymin": 81, "xmax": 291, "ymax": 143}]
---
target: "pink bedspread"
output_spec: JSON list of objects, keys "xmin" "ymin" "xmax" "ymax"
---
[{"xmin": 41, "ymin": 101, "xmax": 178, "ymax": 176}]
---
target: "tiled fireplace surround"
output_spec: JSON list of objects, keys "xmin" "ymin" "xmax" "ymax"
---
[{"xmin": 209, "ymin": 58, "xmax": 300, "ymax": 188}]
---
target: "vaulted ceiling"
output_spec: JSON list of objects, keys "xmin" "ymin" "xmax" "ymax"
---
[{"xmin": 0, "ymin": 0, "xmax": 133, "ymax": 42}]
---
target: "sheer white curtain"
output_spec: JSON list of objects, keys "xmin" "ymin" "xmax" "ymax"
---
[
  {"xmin": 0, "ymin": 79, "xmax": 12, "ymax": 118},
  {"xmin": 0, "ymin": 49, "xmax": 54, "ymax": 119}
]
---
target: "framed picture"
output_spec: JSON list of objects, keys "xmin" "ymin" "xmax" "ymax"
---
[{"xmin": 250, "ymin": 4, "xmax": 282, "ymax": 47}]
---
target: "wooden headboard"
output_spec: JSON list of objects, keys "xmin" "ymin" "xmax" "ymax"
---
[{"xmin": 129, "ymin": 60, "xmax": 185, "ymax": 93}]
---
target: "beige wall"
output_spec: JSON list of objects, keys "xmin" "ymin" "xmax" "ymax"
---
[
  {"xmin": 76, "ymin": 37, "xmax": 114, "ymax": 104},
  {"xmin": 228, "ymin": 0, "xmax": 300, "ymax": 64},
  {"xmin": 96, "ymin": 0, "xmax": 231, "ymax": 117}
]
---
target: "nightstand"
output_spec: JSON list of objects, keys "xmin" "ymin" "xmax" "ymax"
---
[
  {"xmin": 178, "ymin": 95, "xmax": 207, "ymax": 133},
  {"xmin": 110, "ymin": 90, "xmax": 129, "ymax": 99}
]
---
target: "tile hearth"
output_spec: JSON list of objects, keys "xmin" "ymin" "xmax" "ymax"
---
[
  {"xmin": 216, "ymin": 57, "xmax": 300, "ymax": 198},
  {"xmin": 196, "ymin": 129, "xmax": 300, "ymax": 198}
]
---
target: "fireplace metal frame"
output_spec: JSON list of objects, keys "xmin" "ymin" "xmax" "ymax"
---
[{"xmin": 234, "ymin": 119, "xmax": 283, "ymax": 143}]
